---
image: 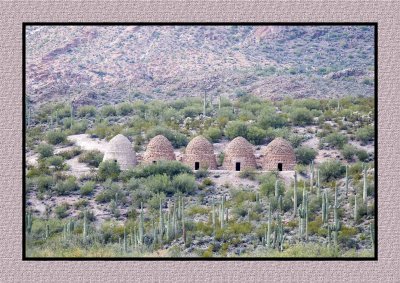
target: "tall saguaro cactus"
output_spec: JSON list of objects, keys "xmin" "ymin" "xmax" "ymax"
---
[
  {"xmin": 330, "ymin": 186, "xmax": 341, "ymax": 248},
  {"xmin": 363, "ymin": 164, "xmax": 368, "ymax": 204},
  {"xmin": 345, "ymin": 165, "xmax": 349, "ymax": 196},
  {"xmin": 293, "ymin": 171, "xmax": 298, "ymax": 217}
]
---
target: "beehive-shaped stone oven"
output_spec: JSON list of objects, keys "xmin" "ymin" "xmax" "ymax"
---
[
  {"xmin": 183, "ymin": 136, "xmax": 217, "ymax": 170},
  {"xmin": 103, "ymin": 134, "xmax": 137, "ymax": 170},
  {"xmin": 143, "ymin": 135, "xmax": 175, "ymax": 163},
  {"xmin": 223, "ymin": 136, "xmax": 257, "ymax": 171},
  {"xmin": 262, "ymin": 137, "xmax": 296, "ymax": 171}
]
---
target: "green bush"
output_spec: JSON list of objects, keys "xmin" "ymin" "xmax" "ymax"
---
[
  {"xmin": 100, "ymin": 105, "xmax": 117, "ymax": 117},
  {"xmin": 80, "ymin": 181, "xmax": 95, "ymax": 196},
  {"xmin": 79, "ymin": 150, "xmax": 104, "ymax": 167},
  {"xmin": 35, "ymin": 175, "xmax": 54, "ymax": 193},
  {"xmin": 204, "ymin": 127, "xmax": 222, "ymax": 142},
  {"xmin": 258, "ymin": 111, "xmax": 287, "ymax": 129},
  {"xmin": 54, "ymin": 177, "xmax": 79, "ymax": 196},
  {"xmin": 45, "ymin": 156, "xmax": 64, "ymax": 170},
  {"xmin": 319, "ymin": 160, "xmax": 345, "ymax": 182},
  {"xmin": 247, "ymin": 126, "xmax": 266, "ymax": 145},
  {"xmin": 224, "ymin": 121, "xmax": 248, "ymax": 140},
  {"xmin": 259, "ymin": 174, "xmax": 285, "ymax": 197},
  {"xmin": 145, "ymin": 174, "xmax": 173, "ymax": 195},
  {"xmin": 77, "ymin": 105, "xmax": 96, "ymax": 117},
  {"xmin": 356, "ymin": 149, "xmax": 369, "ymax": 162},
  {"xmin": 98, "ymin": 161, "xmax": 121, "ymax": 181},
  {"xmin": 46, "ymin": 131, "xmax": 67, "ymax": 145},
  {"xmin": 288, "ymin": 134, "xmax": 305, "ymax": 148},
  {"xmin": 172, "ymin": 173, "xmax": 197, "ymax": 194},
  {"xmin": 55, "ymin": 203, "xmax": 70, "ymax": 219},
  {"xmin": 116, "ymin": 102, "xmax": 134, "ymax": 116},
  {"xmin": 295, "ymin": 146, "xmax": 317, "ymax": 165},
  {"xmin": 57, "ymin": 147, "xmax": 81, "ymax": 160},
  {"xmin": 36, "ymin": 143, "xmax": 54, "ymax": 159},
  {"xmin": 131, "ymin": 161, "xmax": 192, "ymax": 179},
  {"xmin": 290, "ymin": 108, "xmax": 313, "ymax": 126},
  {"xmin": 238, "ymin": 168, "xmax": 257, "ymax": 180},
  {"xmin": 322, "ymin": 132, "xmax": 348, "ymax": 149},
  {"xmin": 355, "ymin": 125, "xmax": 374, "ymax": 144},
  {"xmin": 69, "ymin": 121, "xmax": 88, "ymax": 134},
  {"xmin": 341, "ymin": 144, "xmax": 358, "ymax": 161}
]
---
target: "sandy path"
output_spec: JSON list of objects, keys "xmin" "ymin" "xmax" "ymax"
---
[{"xmin": 68, "ymin": 134, "xmax": 108, "ymax": 153}]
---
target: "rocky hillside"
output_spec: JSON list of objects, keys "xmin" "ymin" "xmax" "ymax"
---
[{"xmin": 26, "ymin": 25, "xmax": 375, "ymax": 107}]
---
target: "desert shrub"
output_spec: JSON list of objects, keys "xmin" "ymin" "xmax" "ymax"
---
[
  {"xmin": 54, "ymin": 177, "xmax": 79, "ymax": 196},
  {"xmin": 100, "ymin": 105, "xmax": 117, "ymax": 117},
  {"xmin": 202, "ymin": 178, "xmax": 214, "ymax": 186},
  {"xmin": 224, "ymin": 121, "xmax": 248, "ymax": 140},
  {"xmin": 45, "ymin": 156, "xmax": 64, "ymax": 170},
  {"xmin": 35, "ymin": 175, "xmax": 54, "ymax": 193},
  {"xmin": 77, "ymin": 105, "xmax": 96, "ymax": 117},
  {"xmin": 145, "ymin": 174, "xmax": 173, "ymax": 195},
  {"xmin": 130, "ymin": 188, "xmax": 153, "ymax": 208},
  {"xmin": 98, "ymin": 161, "xmax": 121, "ymax": 181},
  {"xmin": 116, "ymin": 102, "xmax": 134, "ymax": 116},
  {"xmin": 57, "ymin": 147, "xmax": 81, "ymax": 159},
  {"xmin": 172, "ymin": 173, "xmax": 197, "ymax": 194},
  {"xmin": 259, "ymin": 174, "xmax": 285, "ymax": 197},
  {"xmin": 36, "ymin": 143, "xmax": 54, "ymax": 159},
  {"xmin": 288, "ymin": 134, "xmax": 306, "ymax": 148},
  {"xmin": 69, "ymin": 121, "xmax": 88, "ymax": 134},
  {"xmin": 341, "ymin": 144, "xmax": 358, "ymax": 161},
  {"xmin": 146, "ymin": 126, "xmax": 188, "ymax": 148},
  {"xmin": 54, "ymin": 203, "xmax": 70, "ymax": 219},
  {"xmin": 295, "ymin": 146, "xmax": 317, "ymax": 165},
  {"xmin": 247, "ymin": 126, "xmax": 266, "ymax": 145},
  {"xmin": 131, "ymin": 161, "xmax": 192, "ymax": 179},
  {"xmin": 321, "ymin": 132, "xmax": 348, "ymax": 149},
  {"xmin": 355, "ymin": 125, "xmax": 374, "ymax": 144},
  {"xmin": 258, "ymin": 111, "xmax": 287, "ymax": 129},
  {"xmin": 204, "ymin": 127, "xmax": 222, "ymax": 142},
  {"xmin": 356, "ymin": 149, "xmax": 369, "ymax": 162},
  {"xmin": 79, "ymin": 150, "xmax": 104, "ymax": 167},
  {"xmin": 80, "ymin": 181, "xmax": 95, "ymax": 196},
  {"xmin": 46, "ymin": 130, "xmax": 67, "ymax": 145},
  {"xmin": 319, "ymin": 160, "xmax": 345, "ymax": 182},
  {"xmin": 290, "ymin": 107, "xmax": 313, "ymax": 126},
  {"xmin": 217, "ymin": 152, "xmax": 225, "ymax": 167},
  {"xmin": 238, "ymin": 168, "xmax": 257, "ymax": 180},
  {"xmin": 195, "ymin": 168, "xmax": 209, "ymax": 178}
]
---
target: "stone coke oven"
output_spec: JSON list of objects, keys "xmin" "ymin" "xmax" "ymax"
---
[
  {"xmin": 262, "ymin": 137, "xmax": 296, "ymax": 171},
  {"xmin": 103, "ymin": 134, "xmax": 137, "ymax": 170},
  {"xmin": 223, "ymin": 136, "xmax": 257, "ymax": 171},
  {"xmin": 143, "ymin": 135, "xmax": 176, "ymax": 164},
  {"xmin": 182, "ymin": 136, "xmax": 217, "ymax": 170}
]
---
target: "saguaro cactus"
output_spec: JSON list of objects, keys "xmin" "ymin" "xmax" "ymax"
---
[
  {"xmin": 354, "ymin": 193, "xmax": 358, "ymax": 221},
  {"xmin": 293, "ymin": 171, "xmax": 298, "ymax": 217},
  {"xmin": 345, "ymin": 165, "xmax": 349, "ymax": 196},
  {"xmin": 363, "ymin": 164, "xmax": 368, "ymax": 204},
  {"xmin": 82, "ymin": 210, "xmax": 88, "ymax": 241},
  {"xmin": 330, "ymin": 186, "xmax": 341, "ymax": 248},
  {"xmin": 139, "ymin": 202, "xmax": 144, "ymax": 245},
  {"xmin": 266, "ymin": 203, "xmax": 271, "ymax": 248},
  {"xmin": 275, "ymin": 180, "xmax": 279, "ymax": 199},
  {"xmin": 322, "ymin": 191, "xmax": 328, "ymax": 225}
]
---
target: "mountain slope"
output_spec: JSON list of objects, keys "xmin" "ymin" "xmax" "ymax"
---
[{"xmin": 26, "ymin": 25, "xmax": 375, "ymax": 107}]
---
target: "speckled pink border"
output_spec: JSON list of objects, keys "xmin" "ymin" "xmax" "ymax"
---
[{"xmin": 1, "ymin": 1, "xmax": 398, "ymax": 282}]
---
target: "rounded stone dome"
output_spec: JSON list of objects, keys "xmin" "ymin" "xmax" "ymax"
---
[
  {"xmin": 223, "ymin": 136, "xmax": 257, "ymax": 171},
  {"xmin": 262, "ymin": 137, "xmax": 296, "ymax": 171},
  {"xmin": 143, "ymin": 135, "xmax": 175, "ymax": 163},
  {"xmin": 103, "ymin": 134, "xmax": 137, "ymax": 170},
  {"xmin": 183, "ymin": 136, "xmax": 217, "ymax": 170}
]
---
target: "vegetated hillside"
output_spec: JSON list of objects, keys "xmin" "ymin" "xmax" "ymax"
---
[{"xmin": 26, "ymin": 25, "xmax": 375, "ymax": 107}]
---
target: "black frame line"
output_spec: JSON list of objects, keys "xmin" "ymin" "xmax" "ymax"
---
[{"xmin": 22, "ymin": 22, "xmax": 378, "ymax": 261}]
